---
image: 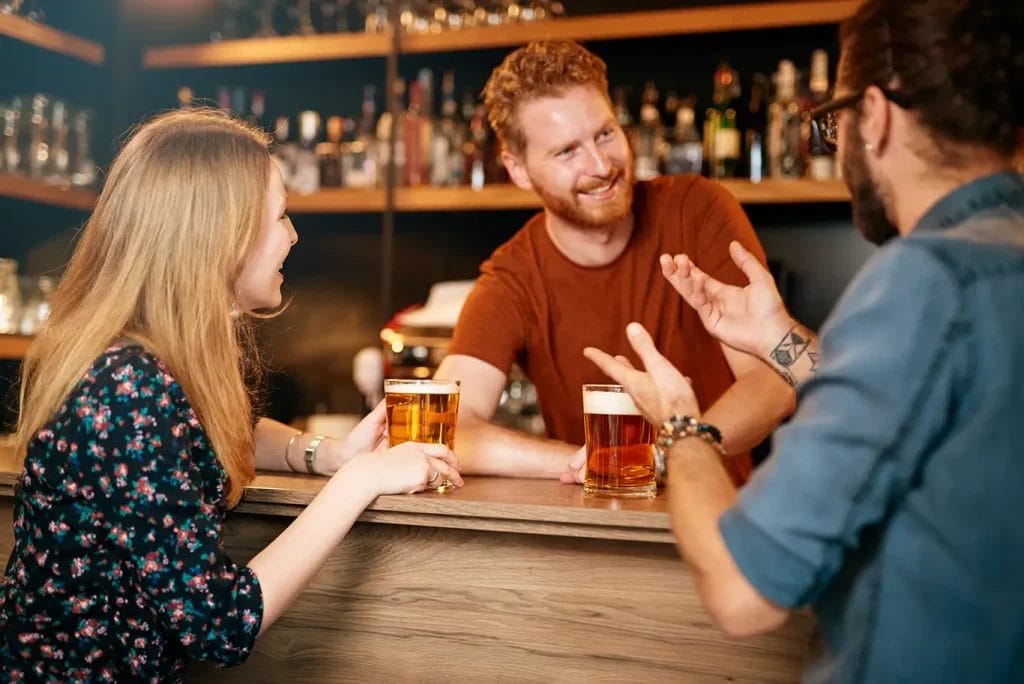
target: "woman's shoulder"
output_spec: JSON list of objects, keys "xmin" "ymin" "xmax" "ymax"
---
[{"xmin": 82, "ymin": 342, "xmax": 187, "ymax": 406}]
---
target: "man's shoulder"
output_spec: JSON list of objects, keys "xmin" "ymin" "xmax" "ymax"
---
[{"xmin": 482, "ymin": 211, "xmax": 545, "ymax": 274}]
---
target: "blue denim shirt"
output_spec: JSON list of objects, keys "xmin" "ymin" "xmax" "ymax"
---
[{"xmin": 719, "ymin": 173, "xmax": 1024, "ymax": 683}]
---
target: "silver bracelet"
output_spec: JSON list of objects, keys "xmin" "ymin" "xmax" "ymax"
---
[
  {"xmin": 284, "ymin": 431, "xmax": 302, "ymax": 473},
  {"xmin": 305, "ymin": 434, "xmax": 327, "ymax": 475}
]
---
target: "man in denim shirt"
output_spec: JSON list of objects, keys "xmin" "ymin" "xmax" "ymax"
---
[{"xmin": 584, "ymin": 0, "xmax": 1024, "ymax": 681}]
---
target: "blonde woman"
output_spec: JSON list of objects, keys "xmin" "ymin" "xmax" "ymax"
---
[{"xmin": 0, "ymin": 109, "xmax": 462, "ymax": 681}]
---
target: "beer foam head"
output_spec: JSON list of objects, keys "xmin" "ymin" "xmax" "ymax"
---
[
  {"xmin": 583, "ymin": 390, "xmax": 641, "ymax": 416},
  {"xmin": 384, "ymin": 379, "xmax": 461, "ymax": 395}
]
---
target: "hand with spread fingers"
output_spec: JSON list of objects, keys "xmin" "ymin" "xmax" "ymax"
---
[
  {"xmin": 660, "ymin": 240, "xmax": 795, "ymax": 359},
  {"xmin": 583, "ymin": 322, "xmax": 700, "ymax": 428}
]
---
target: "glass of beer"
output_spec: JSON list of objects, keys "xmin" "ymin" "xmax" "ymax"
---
[
  {"xmin": 384, "ymin": 379, "xmax": 460, "ymax": 489},
  {"xmin": 582, "ymin": 384, "xmax": 655, "ymax": 498}
]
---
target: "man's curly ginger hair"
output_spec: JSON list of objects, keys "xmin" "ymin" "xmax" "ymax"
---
[{"xmin": 483, "ymin": 40, "xmax": 610, "ymax": 155}]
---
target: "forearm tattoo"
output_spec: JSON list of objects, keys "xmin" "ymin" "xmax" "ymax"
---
[{"xmin": 769, "ymin": 327, "xmax": 815, "ymax": 387}]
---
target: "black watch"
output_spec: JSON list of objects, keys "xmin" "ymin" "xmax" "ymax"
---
[{"xmin": 654, "ymin": 415, "xmax": 725, "ymax": 482}]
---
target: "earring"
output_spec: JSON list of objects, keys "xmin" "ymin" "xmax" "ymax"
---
[{"xmin": 865, "ymin": 142, "xmax": 875, "ymax": 153}]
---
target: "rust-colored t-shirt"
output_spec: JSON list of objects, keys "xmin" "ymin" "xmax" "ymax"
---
[{"xmin": 449, "ymin": 175, "xmax": 768, "ymax": 483}]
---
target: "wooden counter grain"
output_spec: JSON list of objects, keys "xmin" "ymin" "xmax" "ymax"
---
[{"xmin": 0, "ymin": 447, "xmax": 813, "ymax": 682}]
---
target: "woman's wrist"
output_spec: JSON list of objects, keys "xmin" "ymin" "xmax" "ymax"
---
[{"xmin": 332, "ymin": 453, "xmax": 381, "ymax": 503}]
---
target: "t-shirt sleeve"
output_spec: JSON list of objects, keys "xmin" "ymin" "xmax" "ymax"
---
[
  {"xmin": 688, "ymin": 177, "xmax": 768, "ymax": 287},
  {"xmin": 718, "ymin": 243, "xmax": 963, "ymax": 608},
  {"xmin": 81, "ymin": 353, "xmax": 263, "ymax": 667},
  {"xmin": 447, "ymin": 252, "xmax": 530, "ymax": 375}
]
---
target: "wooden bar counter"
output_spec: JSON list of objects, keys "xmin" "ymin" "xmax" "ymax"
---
[{"xmin": 0, "ymin": 447, "xmax": 813, "ymax": 682}]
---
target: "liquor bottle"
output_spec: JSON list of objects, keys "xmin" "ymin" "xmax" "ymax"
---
[
  {"xmin": 664, "ymin": 98, "xmax": 703, "ymax": 176},
  {"xmin": 404, "ymin": 80, "xmax": 426, "ymax": 186},
  {"xmin": 177, "ymin": 86, "xmax": 194, "ymax": 109},
  {"xmin": 663, "ymin": 90, "xmax": 680, "ymax": 131},
  {"xmin": 364, "ymin": 0, "xmax": 388, "ymax": 33},
  {"xmin": 249, "ymin": 90, "xmax": 267, "ymax": 129},
  {"xmin": 317, "ymin": 115, "xmax": 344, "ymax": 187},
  {"xmin": 291, "ymin": 110, "xmax": 321, "ymax": 195},
  {"xmin": 768, "ymin": 60, "xmax": 804, "ymax": 179},
  {"xmin": 742, "ymin": 73, "xmax": 770, "ymax": 183},
  {"xmin": 343, "ymin": 85, "xmax": 378, "ymax": 188},
  {"xmin": 216, "ymin": 86, "xmax": 231, "ymax": 112},
  {"xmin": 634, "ymin": 82, "xmax": 663, "ymax": 181},
  {"xmin": 377, "ymin": 78, "xmax": 407, "ymax": 187},
  {"xmin": 704, "ymin": 62, "xmax": 741, "ymax": 178},
  {"xmin": 271, "ymin": 115, "xmax": 297, "ymax": 187},
  {"xmin": 806, "ymin": 49, "xmax": 835, "ymax": 180},
  {"xmin": 416, "ymin": 69, "xmax": 436, "ymax": 185},
  {"xmin": 466, "ymin": 105, "xmax": 488, "ymax": 189},
  {"xmin": 431, "ymin": 71, "xmax": 466, "ymax": 186},
  {"xmin": 613, "ymin": 86, "xmax": 636, "ymax": 150},
  {"xmin": 313, "ymin": 0, "xmax": 352, "ymax": 33}
]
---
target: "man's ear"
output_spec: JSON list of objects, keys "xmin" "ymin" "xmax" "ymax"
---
[
  {"xmin": 860, "ymin": 85, "xmax": 892, "ymax": 155},
  {"xmin": 502, "ymin": 149, "xmax": 533, "ymax": 191}
]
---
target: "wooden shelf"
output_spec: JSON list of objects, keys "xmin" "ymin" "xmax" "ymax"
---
[
  {"xmin": 288, "ymin": 187, "xmax": 386, "ymax": 213},
  {"xmin": 0, "ymin": 335, "xmax": 32, "ymax": 361},
  {"xmin": 720, "ymin": 178, "xmax": 850, "ymax": 203},
  {"xmin": 402, "ymin": 0, "xmax": 860, "ymax": 54},
  {"xmin": 144, "ymin": 30, "xmax": 391, "ymax": 69},
  {"xmin": 0, "ymin": 173, "xmax": 97, "ymax": 211},
  {"xmin": 143, "ymin": 0, "xmax": 857, "ymax": 69},
  {"xmin": 0, "ymin": 13, "xmax": 104, "ymax": 65},
  {"xmin": 288, "ymin": 180, "xmax": 849, "ymax": 213}
]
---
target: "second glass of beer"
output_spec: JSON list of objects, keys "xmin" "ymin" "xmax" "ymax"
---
[
  {"xmin": 582, "ymin": 384, "xmax": 656, "ymax": 498},
  {"xmin": 384, "ymin": 379, "xmax": 460, "ymax": 489}
]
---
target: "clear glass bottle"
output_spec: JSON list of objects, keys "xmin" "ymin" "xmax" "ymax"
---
[
  {"xmin": 664, "ymin": 99, "xmax": 703, "ymax": 176},
  {"xmin": 768, "ymin": 60, "xmax": 804, "ymax": 179},
  {"xmin": 806, "ymin": 49, "xmax": 835, "ymax": 180},
  {"xmin": 291, "ymin": 110, "xmax": 321, "ymax": 195}
]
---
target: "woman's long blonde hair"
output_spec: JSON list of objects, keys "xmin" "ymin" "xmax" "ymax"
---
[{"xmin": 15, "ymin": 108, "xmax": 273, "ymax": 506}]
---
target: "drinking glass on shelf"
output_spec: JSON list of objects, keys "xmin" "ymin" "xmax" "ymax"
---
[
  {"xmin": 46, "ymin": 99, "xmax": 70, "ymax": 185},
  {"xmin": 18, "ymin": 276, "xmax": 54, "ymax": 336},
  {"xmin": 0, "ymin": 259, "xmax": 23, "ymax": 336},
  {"xmin": 1, "ymin": 98, "xmax": 24, "ymax": 174},
  {"xmin": 0, "ymin": 0, "xmax": 23, "ymax": 16},
  {"xmin": 70, "ymin": 108, "xmax": 97, "ymax": 188},
  {"xmin": 27, "ymin": 93, "xmax": 50, "ymax": 179},
  {"xmin": 22, "ymin": 0, "xmax": 44, "ymax": 22}
]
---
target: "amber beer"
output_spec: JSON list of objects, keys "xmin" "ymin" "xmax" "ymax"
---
[
  {"xmin": 384, "ymin": 379, "xmax": 461, "ymax": 450},
  {"xmin": 582, "ymin": 384, "xmax": 655, "ymax": 498}
]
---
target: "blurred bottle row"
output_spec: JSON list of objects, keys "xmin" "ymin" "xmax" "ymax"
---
[
  {"xmin": 179, "ymin": 48, "xmax": 838, "ymax": 196},
  {"xmin": 179, "ymin": 69, "xmax": 505, "ymax": 194},
  {"xmin": 629, "ymin": 50, "xmax": 840, "ymax": 183},
  {"xmin": 209, "ymin": 0, "xmax": 566, "ymax": 41},
  {"xmin": 0, "ymin": 0, "xmax": 46, "ymax": 23},
  {"xmin": 0, "ymin": 258, "xmax": 54, "ymax": 336},
  {"xmin": 1, "ymin": 94, "xmax": 98, "ymax": 188}
]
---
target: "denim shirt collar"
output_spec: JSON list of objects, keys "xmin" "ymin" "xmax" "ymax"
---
[{"xmin": 915, "ymin": 172, "xmax": 1024, "ymax": 233}]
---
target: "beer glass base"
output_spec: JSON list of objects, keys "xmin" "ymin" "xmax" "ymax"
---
[{"xmin": 583, "ymin": 482, "xmax": 657, "ymax": 499}]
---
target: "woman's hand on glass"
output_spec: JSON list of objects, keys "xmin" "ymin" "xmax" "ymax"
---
[{"xmin": 346, "ymin": 441, "xmax": 462, "ymax": 496}]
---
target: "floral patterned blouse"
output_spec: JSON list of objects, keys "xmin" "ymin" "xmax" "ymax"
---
[{"xmin": 0, "ymin": 344, "xmax": 263, "ymax": 682}]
